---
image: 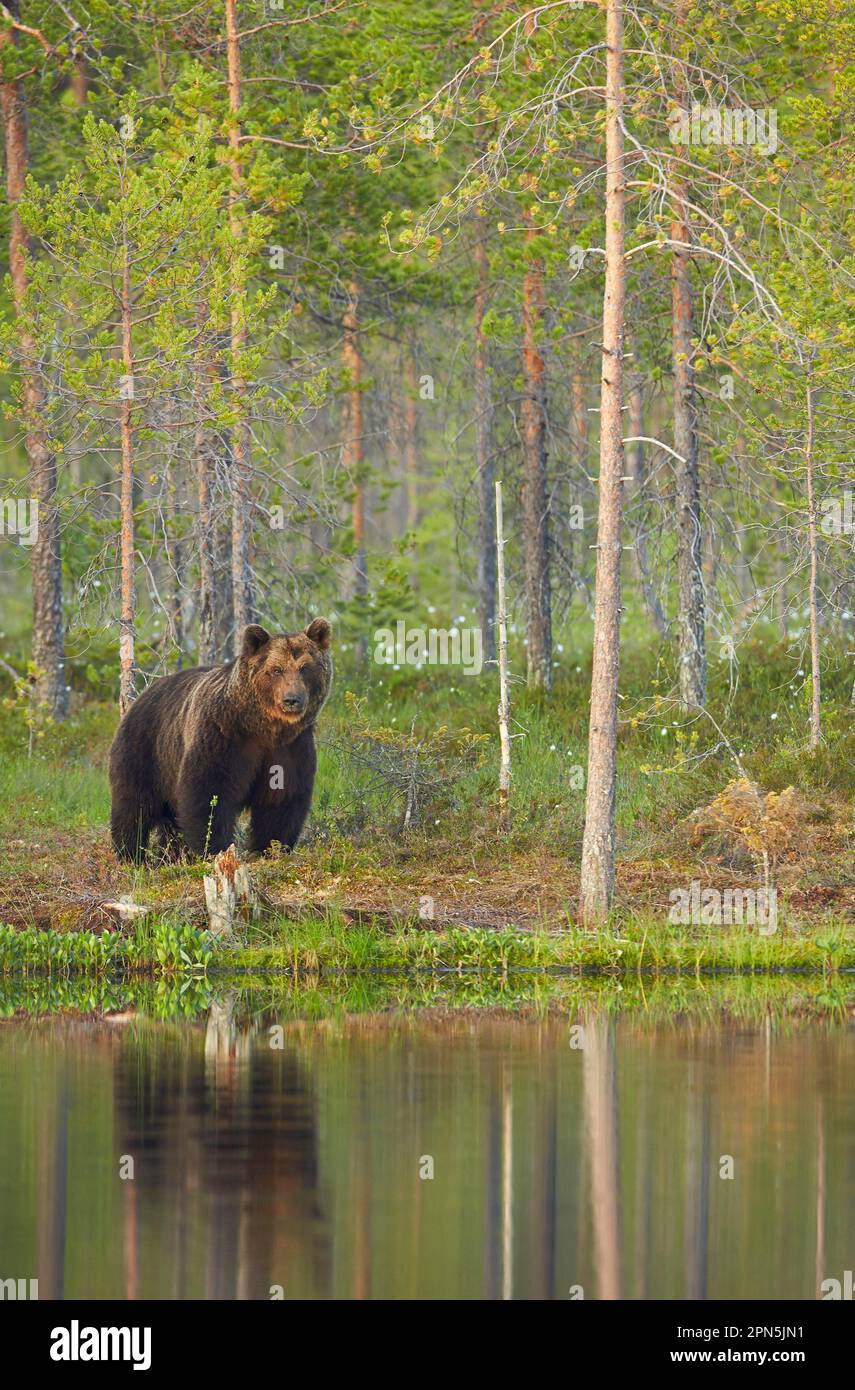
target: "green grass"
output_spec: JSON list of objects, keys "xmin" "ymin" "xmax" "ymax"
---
[
  {"xmin": 0, "ymin": 620, "xmax": 851, "ymax": 951},
  {"xmin": 233, "ymin": 909, "xmax": 854, "ymax": 974},
  {"xmin": 0, "ymin": 909, "xmax": 851, "ymax": 978},
  {"xmin": 2, "ymin": 619, "xmax": 852, "ymax": 857},
  {"xmin": 0, "ymin": 919, "xmax": 214, "ymax": 976},
  {"xmin": 0, "ymin": 702, "xmax": 113, "ymax": 842}
]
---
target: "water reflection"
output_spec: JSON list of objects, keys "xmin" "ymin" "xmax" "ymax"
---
[{"xmin": 0, "ymin": 985, "xmax": 852, "ymax": 1300}]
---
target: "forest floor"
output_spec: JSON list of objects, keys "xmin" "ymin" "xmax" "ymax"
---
[{"xmin": 0, "ymin": 629, "xmax": 852, "ymax": 972}]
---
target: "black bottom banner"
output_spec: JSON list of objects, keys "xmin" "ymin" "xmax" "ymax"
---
[{"xmin": 4, "ymin": 1298, "xmax": 848, "ymax": 1376}]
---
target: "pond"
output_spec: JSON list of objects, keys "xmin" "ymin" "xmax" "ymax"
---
[{"xmin": 0, "ymin": 975, "xmax": 852, "ymax": 1300}]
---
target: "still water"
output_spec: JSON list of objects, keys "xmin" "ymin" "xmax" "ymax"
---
[{"xmin": 0, "ymin": 977, "xmax": 852, "ymax": 1300}]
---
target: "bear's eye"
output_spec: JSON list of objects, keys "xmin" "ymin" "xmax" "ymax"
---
[{"xmin": 268, "ymin": 666, "xmax": 285, "ymax": 676}]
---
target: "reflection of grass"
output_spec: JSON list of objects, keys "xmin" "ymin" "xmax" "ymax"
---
[
  {"xmin": 0, "ymin": 973, "xmax": 216, "ymax": 1020},
  {"xmin": 0, "ymin": 968, "xmax": 850, "ymax": 1028}
]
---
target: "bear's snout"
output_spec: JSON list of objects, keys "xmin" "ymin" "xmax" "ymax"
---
[{"xmin": 281, "ymin": 690, "xmax": 307, "ymax": 712}]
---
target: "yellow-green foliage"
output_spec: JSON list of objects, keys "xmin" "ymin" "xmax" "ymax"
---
[{"xmin": 686, "ymin": 777, "xmax": 815, "ymax": 874}]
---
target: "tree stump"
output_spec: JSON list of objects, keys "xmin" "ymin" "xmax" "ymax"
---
[{"xmin": 203, "ymin": 844, "xmax": 255, "ymax": 936}]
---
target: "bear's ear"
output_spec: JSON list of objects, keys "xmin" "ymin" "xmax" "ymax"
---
[
  {"xmin": 240, "ymin": 624, "xmax": 271, "ymax": 658},
  {"xmin": 305, "ymin": 617, "xmax": 331, "ymax": 650}
]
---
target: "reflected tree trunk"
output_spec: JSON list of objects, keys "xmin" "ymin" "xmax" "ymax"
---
[
  {"xmin": 539, "ymin": 1053, "xmax": 558, "ymax": 1298},
  {"xmin": 500, "ymin": 1062, "xmax": 514, "ymax": 1300},
  {"xmin": 682, "ymin": 1061, "xmax": 710, "ymax": 1300},
  {"xmin": 350, "ymin": 1064, "xmax": 372, "ymax": 1299},
  {"xmin": 123, "ymin": 1174, "xmax": 139, "ymax": 1300},
  {"xmin": 814, "ymin": 1095, "xmax": 825, "ymax": 1299},
  {"xmin": 583, "ymin": 1012, "xmax": 621, "ymax": 1299},
  {"xmin": 37, "ymin": 1075, "xmax": 69, "ymax": 1299},
  {"xmin": 483, "ymin": 1065, "xmax": 503, "ymax": 1299}
]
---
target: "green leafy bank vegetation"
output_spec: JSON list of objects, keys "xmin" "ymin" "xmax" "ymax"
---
[{"xmin": 0, "ymin": 909, "xmax": 851, "ymax": 979}]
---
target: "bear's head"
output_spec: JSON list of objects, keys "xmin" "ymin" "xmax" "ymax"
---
[{"xmin": 237, "ymin": 619, "xmax": 332, "ymax": 734}]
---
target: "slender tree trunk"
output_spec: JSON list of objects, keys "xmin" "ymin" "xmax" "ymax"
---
[
  {"xmin": 495, "ymin": 481, "xmax": 511, "ymax": 829},
  {"xmin": 225, "ymin": 0, "xmax": 255, "ymax": 642},
  {"xmin": 65, "ymin": 45, "xmax": 88, "ymax": 495},
  {"xmin": 163, "ymin": 396, "xmax": 184, "ymax": 667},
  {"xmin": 520, "ymin": 214, "xmax": 552, "ymax": 691},
  {"xmin": 212, "ymin": 354, "xmax": 235, "ymax": 659},
  {"xmin": 580, "ymin": 0, "xmax": 626, "ymax": 927},
  {"xmin": 1, "ymin": 10, "xmax": 68, "ymax": 719},
  {"xmin": 71, "ymin": 49, "xmax": 88, "ymax": 107},
  {"xmin": 568, "ymin": 359, "xmax": 588, "ymax": 593},
  {"xmin": 671, "ymin": 0, "xmax": 705, "ymax": 709},
  {"xmin": 628, "ymin": 378, "xmax": 668, "ymax": 637},
  {"xmin": 195, "ymin": 311, "xmax": 217, "ymax": 667},
  {"xmin": 475, "ymin": 214, "xmax": 496, "ymax": 662},
  {"xmin": 404, "ymin": 346, "xmax": 419, "ymax": 534},
  {"xmin": 215, "ymin": 511, "xmax": 235, "ymax": 657},
  {"xmin": 118, "ymin": 218, "xmax": 137, "ymax": 716},
  {"xmin": 571, "ymin": 365, "xmax": 588, "ymax": 472},
  {"xmin": 804, "ymin": 381, "xmax": 822, "ymax": 749},
  {"xmin": 342, "ymin": 282, "xmax": 367, "ymax": 629},
  {"xmin": 165, "ymin": 478, "xmax": 183, "ymax": 667},
  {"xmin": 702, "ymin": 509, "xmax": 717, "ymax": 628},
  {"xmin": 389, "ymin": 385, "xmax": 407, "ymax": 535}
]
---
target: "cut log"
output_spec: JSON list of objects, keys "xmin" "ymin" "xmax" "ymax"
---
[{"xmin": 101, "ymin": 898, "xmax": 151, "ymax": 924}]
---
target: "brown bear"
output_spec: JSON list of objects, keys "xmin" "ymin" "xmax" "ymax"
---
[{"xmin": 109, "ymin": 618, "xmax": 332, "ymax": 862}]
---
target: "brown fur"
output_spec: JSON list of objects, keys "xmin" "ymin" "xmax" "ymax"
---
[{"xmin": 109, "ymin": 619, "xmax": 332, "ymax": 862}]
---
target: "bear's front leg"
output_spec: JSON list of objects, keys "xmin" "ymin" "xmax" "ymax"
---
[
  {"xmin": 249, "ymin": 790, "xmax": 313, "ymax": 854},
  {"xmin": 176, "ymin": 777, "xmax": 239, "ymax": 857}
]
